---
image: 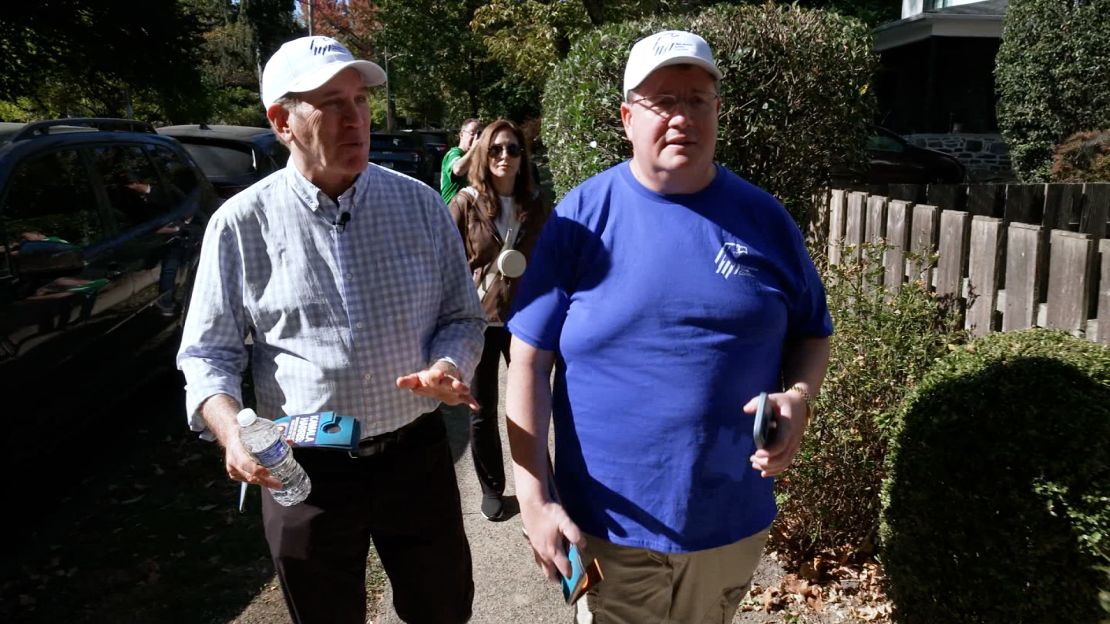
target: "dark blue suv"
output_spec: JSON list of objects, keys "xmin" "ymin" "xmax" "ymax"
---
[{"xmin": 0, "ymin": 118, "xmax": 218, "ymax": 382}]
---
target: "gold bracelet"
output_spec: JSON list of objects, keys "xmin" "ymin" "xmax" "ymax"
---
[{"xmin": 788, "ymin": 383, "xmax": 814, "ymax": 420}]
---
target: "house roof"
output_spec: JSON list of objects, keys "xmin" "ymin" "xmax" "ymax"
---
[{"xmin": 875, "ymin": 1, "xmax": 1008, "ymax": 52}]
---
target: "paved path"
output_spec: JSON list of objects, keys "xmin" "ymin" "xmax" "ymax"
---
[{"xmin": 375, "ymin": 361, "xmax": 569, "ymax": 623}]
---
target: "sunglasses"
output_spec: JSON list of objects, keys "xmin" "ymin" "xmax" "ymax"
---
[{"xmin": 489, "ymin": 143, "xmax": 522, "ymax": 158}]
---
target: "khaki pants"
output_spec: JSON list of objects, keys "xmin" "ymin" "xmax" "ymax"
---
[{"xmin": 574, "ymin": 528, "xmax": 769, "ymax": 624}]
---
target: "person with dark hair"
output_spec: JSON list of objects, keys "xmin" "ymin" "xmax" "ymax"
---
[
  {"xmin": 441, "ymin": 118, "xmax": 482, "ymax": 204},
  {"xmin": 506, "ymin": 30, "xmax": 832, "ymax": 623},
  {"xmin": 448, "ymin": 119, "xmax": 550, "ymax": 521},
  {"xmin": 177, "ymin": 35, "xmax": 484, "ymax": 624}
]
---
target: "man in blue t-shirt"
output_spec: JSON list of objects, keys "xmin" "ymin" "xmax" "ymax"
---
[{"xmin": 506, "ymin": 30, "xmax": 833, "ymax": 623}]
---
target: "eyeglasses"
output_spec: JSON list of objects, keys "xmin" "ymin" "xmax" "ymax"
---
[
  {"xmin": 489, "ymin": 143, "xmax": 522, "ymax": 158},
  {"xmin": 630, "ymin": 92, "xmax": 720, "ymax": 117}
]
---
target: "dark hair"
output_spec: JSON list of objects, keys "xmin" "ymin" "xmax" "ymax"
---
[{"xmin": 467, "ymin": 119, "xmax": 536, "ymax": 222}]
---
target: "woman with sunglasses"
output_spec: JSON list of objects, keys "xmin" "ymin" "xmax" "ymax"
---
[{"xmin": 448, "ymin": 119, "xmax": 550, "ymax": 521}]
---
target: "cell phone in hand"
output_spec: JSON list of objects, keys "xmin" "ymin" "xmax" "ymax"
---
[{"xmin": 753, "ymin": 391, "xmax": 778, "ymax": 449}]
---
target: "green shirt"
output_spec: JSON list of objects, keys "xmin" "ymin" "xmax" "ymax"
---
[{"xmin": 440, "ymin": 146, "xmax": 466, "ymax": 204}]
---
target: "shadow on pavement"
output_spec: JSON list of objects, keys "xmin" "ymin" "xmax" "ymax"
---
[{"xmin": 0, "ymin": 324, "xmax": 279, "ymax": 624}]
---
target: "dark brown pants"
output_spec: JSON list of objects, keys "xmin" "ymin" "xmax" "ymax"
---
[{"xmin": 261, "ymin": 411, "xmax": 473, "ymax": 624}]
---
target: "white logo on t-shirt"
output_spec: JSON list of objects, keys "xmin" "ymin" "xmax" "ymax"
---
[{"xmin": 715, "ymin": 242, "xmax": 751, "ymax": 279}]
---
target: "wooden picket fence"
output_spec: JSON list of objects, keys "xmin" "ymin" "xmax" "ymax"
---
[{"xmin": 822, "ymin": 184, "xmax": 1110, "ymax": 345}]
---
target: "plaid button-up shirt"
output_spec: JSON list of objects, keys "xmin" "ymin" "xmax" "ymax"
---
[{"xmin": 178, "ymin": 161, "xmax": 484, "ymax": 438}]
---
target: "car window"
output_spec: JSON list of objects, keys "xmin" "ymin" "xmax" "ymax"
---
[
  {"xmin": 1, "ymin": 148, "xmax": 107, "ymax": 251},
  {"xmin": 419, "ymin": 132, "xmax": 447, "ymax": 145},
  {"xmin": 93, "ymin": 145, "xmax": 176, "ymax": 230},
  {"xmin": 178, "ymin": 142, "xmax": 256, "ymax": 178},
  {"xmin": 371, "ymin": 135, "xmax": 422, "ymax": 150},
  {"xmin": 267, "ymin": 140, "xmax": 290, "ymax": 170},
  {"xmin": 146, "ymin": 144, "xmax": 200, "ymax": 197},
  {"xmin": 867, "ymin": 133, "xmax": 905, "ymax": 153}
]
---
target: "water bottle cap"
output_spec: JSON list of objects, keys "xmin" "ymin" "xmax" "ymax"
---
[{"xmin": 236, "ymin": 408, "xmax": 258, "ymax": 427}]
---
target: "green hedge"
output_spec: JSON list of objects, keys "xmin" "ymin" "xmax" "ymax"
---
[
  {"xmin": 1051, "ymin": 130, "xmax": 1110, "ymax": 183},
  {"xmin": 996, "ymin": 0, "xmax": 1110, "ymax": 182},
  {"xmin": 541, "ymin": 2, "xmax": 875, "ymax": 227},
  {"xmin": 775, "ymin": 245, "xmax": 965, "ymax": 559},
  {"xmin": 880, "ymin": 329, "xmax": 1110, "ymax": 623}
]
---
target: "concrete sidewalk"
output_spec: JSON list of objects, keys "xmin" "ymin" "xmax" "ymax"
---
[{"xmin": 374, "ymin": 387, "xmax": 570, "ymax": 622}]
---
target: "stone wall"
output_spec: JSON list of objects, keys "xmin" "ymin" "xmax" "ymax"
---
[{"xmin": 906, "ymin": 133, "xmax": 1016, "ymax": 182}]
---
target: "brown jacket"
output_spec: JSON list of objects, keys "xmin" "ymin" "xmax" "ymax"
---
[{"xmin": 447, "ymin": 187, "xmax": 549, "ymax": 323}]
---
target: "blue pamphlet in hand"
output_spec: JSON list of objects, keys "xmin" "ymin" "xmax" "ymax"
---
[
  {"xmin": 273, "ymin": 411, "xmax": 360, "ymax": 451},
  {"xmin": 561, "ymin": 544, "xmax": 604, "ymax": 605}
]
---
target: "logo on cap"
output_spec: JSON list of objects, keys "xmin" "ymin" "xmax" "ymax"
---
[
  {"xmin": 652, "ymin": 38, "xmax": 695, "ymax": 57},
  {"xmin": 309, "ymin": 39, "xmax": 342, "ymax": 56}
]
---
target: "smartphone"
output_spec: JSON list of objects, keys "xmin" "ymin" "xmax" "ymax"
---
[{"xmin": 752, "ymin": 391, "xmax": 778, "ymax": 449}]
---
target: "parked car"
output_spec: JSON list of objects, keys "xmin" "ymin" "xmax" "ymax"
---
[
  {"xmin": 0, "ymin": 117, "xmax": 218, "ymax": 383},
  {"xmin": 405, "ymin": 129, "xmax": 450, "ymax": 178},
  {"xmin": 157, "ymin": 124, "xmax": 289, "ymax": 199},
  {"xmin": 369, "ymin": 132, "xmax": 434, "ymax": 187},
  {"xmin": 833, "ymin": 125, "xmax": 966, "ymax": 185}
]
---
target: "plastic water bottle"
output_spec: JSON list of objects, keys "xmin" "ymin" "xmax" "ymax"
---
[{"xmin": 236, "ymin": 408, "xmax": 312, "ymax": 506}]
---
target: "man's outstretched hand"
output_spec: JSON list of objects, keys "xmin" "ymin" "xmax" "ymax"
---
[{"xmin": 396, "ymin": 360, "xmax": 480, "ymax": 410}]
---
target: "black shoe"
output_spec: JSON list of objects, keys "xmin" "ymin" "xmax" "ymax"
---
[{"xmin": 481, "ymin": 493, "xmax": 505, "ymax": 521}]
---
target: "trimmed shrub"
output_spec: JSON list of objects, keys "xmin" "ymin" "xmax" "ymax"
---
[
  {"xmin": 1052, "ymin": 130, "xmax": 1110, "ymax": 183},
  {"xmin": 541, "ymin": 2, "xmax": 876, "ymax": 227},
  {"xmin": 774, "ymin": 245, "xmax": 966, "ymax": 559},
  {"xmin": 880, "ymin": 329, "xmax": 1110, "ymax": 623},
  {"xmin": 996, "ymin": 0, "xmax": 1110, "ymax": 182}
]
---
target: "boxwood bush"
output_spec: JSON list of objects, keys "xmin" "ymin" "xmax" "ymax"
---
[
  {"xmin": 880, "ymin": 329, "xmax": 1110, "ymax": 623},
  {"xmin": 996, "ymin": 0, "xmax": 1110, "ymax": 182},
  {"xmin": 1051, "ymin": 129, "xmax": 1110, "ymax": 183},
  {"xmin": 774, "ymin": 245, "xmax": 966, "ymax": 559},
  {"xmin": 541, "ymin": 2, "xmax": 875, "ymax": 227}
]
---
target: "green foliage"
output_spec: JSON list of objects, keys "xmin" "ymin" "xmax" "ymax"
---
[
  {"xmin": 541, "ymin": 3, "xmax": 875, "ymax": 227},
  {"xmin": 0, "ymin": 1, "xmax": 210, "ymax": 122},
  {"xmin": 795, "ymin": 0, "xmax": 898, "ymax": 27},
  {"xmin": 880, "ymin": 329, "xmax": 1110, "ymax": 623},
  {"xmin": 996, "ymin": 0, "xmax": 1110, "ymax": 182},
  {"xmin": 471, "ymin": 0, "xmax": 724, "ymax": 93},
  {"xmin": 1052, "ymin": 130, "xmax": 1110, "ymax": 183},
  {"xmin": 775, "ymin": 244, "xmax": 966, "ymax": 559}
]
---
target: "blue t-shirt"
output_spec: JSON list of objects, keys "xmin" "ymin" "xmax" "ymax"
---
[{"xmin": 507, "ymin": 162, "xmax": 832, "ymax": 553}]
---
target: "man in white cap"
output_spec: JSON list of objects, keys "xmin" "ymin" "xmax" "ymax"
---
[
  {"xmin": 178, "ymin": 35, "xmax": 484, "ymax": 623},
  {"xmin": 506, "ymin": 30, "xmax": 832, "ymax": 623}
]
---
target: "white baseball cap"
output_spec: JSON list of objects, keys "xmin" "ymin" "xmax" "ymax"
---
[
  {"xmin": 623, "ymin": 30, "xmax": 722, "ymax": 99},
  {"xmin": 261, "ymin": 36, "xmax": 387, "ymax": 109}
]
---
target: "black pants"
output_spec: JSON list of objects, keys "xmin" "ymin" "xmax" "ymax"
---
[
  {"xmin": 470, "ymin": 326, "xmax": 511, "ymax": 497},
  {"xmin": 261, "ymin": 411, "xmax": 473, "ymax": 624}
]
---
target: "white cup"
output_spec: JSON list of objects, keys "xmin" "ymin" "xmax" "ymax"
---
[{"xmin": 496, "ymin": 249, "xmax": 526, "ymax": 278}]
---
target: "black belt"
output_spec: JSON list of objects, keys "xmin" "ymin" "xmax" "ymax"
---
[{"xmin": 349, "ymin": 411, "xmax": 436, "ymax": 457}]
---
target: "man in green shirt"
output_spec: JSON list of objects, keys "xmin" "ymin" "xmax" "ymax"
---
[{"xmin": 440, "ymin": 118, "xmax": 481, "ymax": 204}]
